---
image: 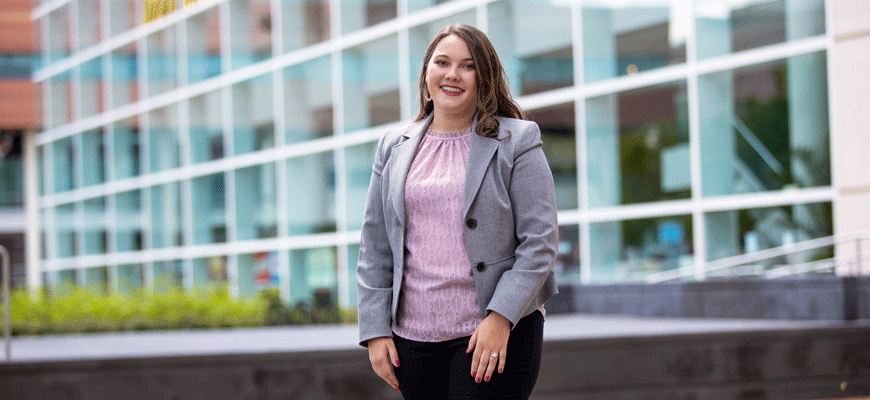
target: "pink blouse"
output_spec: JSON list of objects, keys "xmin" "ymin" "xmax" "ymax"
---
[{"xmin": 392, "ymin": 126, "xmax": 482, "ymax": 342}]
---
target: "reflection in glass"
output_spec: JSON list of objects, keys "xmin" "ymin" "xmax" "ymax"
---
[
  {"xmin": 281, "ymin": 0, "xmax": 329, "ymax": 52},
  {"xmin": 118, "ymin": 264, "xmax": 144, "ymax": 293},
  {"xmin": 554, "ymin": 225, "xmax": 580, "ymax": 283},
  {"xmin": 229, "ymin": 0, "xmax": 272, "ymax": 70},
  {"xmin": 590, "ymin": 215, "xmax": 693, "ymax": 283},
  {"xmin": 528, "ymin": 103, "xmax": 577, "ymax": 210},
  {"xmin": 587, "ymin": 81, "xmax": 689, "ymax": 207},
  {"xmin": 345, "ymin": 142, "xmax": 377, "ymax": 230},
  {"xmin": 111, "ymin": 43, "xmax": 138, "ymax": 108},
  {"xmin": 84, "ymin": 266, "xmax": 108, "ymax": 293},
  {"xmin": 696, "ymin": 0, "xmax": 825, "ymax": 59},
  {"xmin": 489, "ymin": 0, "xmax": 572, "ymax": 95},
  {"xmin": 192, "ymin": 173, "xmax": 227, "ymax": 244},
  {"xmin": 151, "ymin": 182, "xmax": 183, "ymax": 248},
  {"xmin": 55, "ymin": 203, "xmax": 77, "ymax": 258},
  {"xmin": 343, "ymin": 35, "xmax": 400, "ymax": 132},
  {"xmin": 285, "ymin": 56, "xmax": 333, "ymax": 143},
  {"xmin": 700, "ymin": 51, "xmax": 829, "ymax": 196},
  {"xmin": 50, "ymin": 72, "xmax": 73, "ymax": 128},
  {"xmin": 408, "ymin": 11, "xmax": 476, "ymax": 112},
  {"xmin": 193, "ymin": 256, "xmax": 226, "ymax": 286},
  {"xmin": 114, "ymin": 117, "xmax": 141, "ymax": 180},
  {"xmin": 236, "ymin": 163, "xmax": 277, "ymax": 240},
  {"xmin": 408, "ymin": 0, "xmax": 454, "ymax": 13},
  {"xmin": 79, "ymin": 58, "xmax": 104, "ymax": 119},
  {"xmin": 188, "ymin": 7, "xmax": 222, "ymax": 83},
  {"xmin": 147, "ymin": 26, "xmax": 178, "ymax": 96},
  {"xmin": 108, "ymin": 0, "xmax": 137, "ymax": 37},
  {"xmin": 288, "ymin": 152, "xmax": 336, "ymax": 234},
  {"xmin": 706, "ymin": 202, "xmax": 832, "ymax": 272},
  {"xmin": 154, "ymin": 259, "xmax": 184, "ymax": 289},
  {"xmin": 149, "ymin": 105, "xmax": 180, "ymax": 173},
  {"xmin": 83, "ymin": 197, "xmax": 108, "ymax": 255},
  {"xmin": 116, "ymin": 190, "xmax": 143, "ymax": 252},
  {"xmin": 233, "ymin": 74, "xmax": 275, "ymax": 154},
  {"xmin": 341, "ymin": 0, "xmax": 397, "ymax": 34},
  {"xmin": 190, "ymin": 90, "xmax": 224, "ymax": 163},
  {"xmin": 347, "ymin": 244, "xmax": 359, "ymax": 306},
  {"xmin": 290, "ymin": 247, "xmax": 337, "ymax": 306},
  {"xmin": 238, "ymin": 251, "xmax": 280, "ymax": 297},
  {"xmin": 77, "ymin": 0, "xmax": 102, "ymax": 49},
  {"xmin": 82, "ymin": 128, "xmax": 106, "ymax": 187},
  {"xmin": 53, "ymin": 137, "xmax": 75, "ymax": 193},
  {"xmin": 583, "ymin": 0, "xmax": 688, "ymax": 82},
  {"xmin": 47, "ymin": 6, "xmax": 72, "ymax": 63}
]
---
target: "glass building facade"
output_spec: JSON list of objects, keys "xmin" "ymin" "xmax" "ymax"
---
[{"xmin": 32, "ymin": 0, "xmax": 835, "ymax": 307}]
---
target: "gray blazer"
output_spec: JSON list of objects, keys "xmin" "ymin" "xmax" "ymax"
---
[{"xmin": 357, "ymin": 113, "xmax": 558, "ymax": 346}]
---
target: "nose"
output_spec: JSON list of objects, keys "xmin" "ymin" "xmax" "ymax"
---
[{"xmin": 445, "ymin": 65, "xmax": 460, "ymax": 80}]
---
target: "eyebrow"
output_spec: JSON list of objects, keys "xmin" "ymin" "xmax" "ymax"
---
[{"xmin": 433, "ymin": 54, "xmax": 474, "ymax": 62}]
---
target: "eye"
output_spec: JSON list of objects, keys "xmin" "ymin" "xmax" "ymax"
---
[
  {"xmin": 463, "ymin": 63, "xmax": 475, "ymax": 70},
  {"xmin": 434, "ymin": 60, "xmax": 448, "ymax": 66}
]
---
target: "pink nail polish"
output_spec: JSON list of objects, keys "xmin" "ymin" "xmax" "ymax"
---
[
  {"xmin": 476, "ymin": 377, "xmax": 481, "ymax": 384},
  {"xmin": 394, "ymin": 360, "xmax": 400, "ymax": 367},
  {"xmin": 498, "ymin": 368, "xmax": 503, "ymax": 374},
  {"xmin": 471, "ymin": 371, "xmax": 476, "ymax": 377},
  {"xmin": 485, "ymin": 376, "xmax": 490, "ymax": 382}
]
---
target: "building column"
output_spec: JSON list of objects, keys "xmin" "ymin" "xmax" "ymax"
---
[{"xmin": 23, "ymin": 131, "xmax": 40, "ymax": 289}]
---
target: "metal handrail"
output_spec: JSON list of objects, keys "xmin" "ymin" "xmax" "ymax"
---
[
  {"xmin": 645, "ymin": 231, "xmax": 870, "ymax": 283},
  {"xmin": 732, "ymin": 117, "xmax": 785, "ymax": 176},
  {"xmin": 1, "ymin": 244, "xmax": 9, "ymax": 362}
]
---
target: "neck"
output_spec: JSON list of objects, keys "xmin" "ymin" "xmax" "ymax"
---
[{"xmin": 430, "ymin": 109, "xmax": 475, "ymax": 133}]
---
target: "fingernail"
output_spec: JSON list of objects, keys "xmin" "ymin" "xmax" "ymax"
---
[
  {"xmin": 471, "ymin": 371, "xmax": 476, "ymax": 377},
  {"xmin": 476, "ymin": 377, "xmax": 481, "ymax": 384},
  {"xmin": 394, "ymin": 360, "xmax": 400, "ymax": 367},
  {"xmin": 395, "ymin": 387, "xmax": 400, "ymax": 392},
  {"xmin": 485, "ymin": 376, "xmax": 490, "ymax": 382},
  {"xmin": 498, "ymin": 368, "xmax": 503, "ymax": 374}
]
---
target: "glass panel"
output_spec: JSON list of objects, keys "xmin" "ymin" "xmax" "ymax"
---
[
  {"xmin": 229, "ymin": 0, "xmax": 272, "ymax": 70},
  {"xmin": 50, "ymin": 71, "xmax": 73, "ymax": 127},
  {"xmin": 192, "ymin": 173, "xmax": 227, "ymax": 244},
  {"xmin": 84, "ymin": 266, "xmax": 108, "ymax": 293},
  {"xmin": 341, "ymin": 0, "xmax": 397, "ymax": 34},
  {"xmin": 343, "ymin": 35, "xmax": 400, "ymax": 132},
  {"xmin": 116, "ymin": 190, "xmax": 143, "ymax": 252},
  {"xmin": 408, "ymin": 0, "xmax": 455, "ymax": 13},
  {"xmin": 149, "ymin": 104, "xmax": 180, "ymax": 172},
  {"xmin": 528, "ymin": 103, "xmax": 577, "ymax": 210},
  {"xmin": 281, "ymin": 0, "xmax": 330, "ymax": 52},
  {"xmin": 285, "ymin": 56, "xmax": 333, "ymax": 143},
  {"xmin": 489, "ymin": 0, "xmax": 572, "ymax": 95},
  {"xmin": 113, "ymin": 117, "xmax": 141, "ymax": 180},
  {"xmin": 187, "ymin": 7, "xmax": 222, "ymax": 83},
  {"xmin": 290, "ymin": 246, "xmax": 337, "ymax": 307},
  {"xmin": 56, "ymin": 269, "xmax": 77, "ymax": 290},
  {"xmin": 108, "ymin": 0, "xmax": 137, "ymax": 37},
  {"xmin": 151, "ymin": 182, "xmax": 183, "ymax": 248},
  {"xmin": 83, "ymin": 197, "xmax": 108, "ymax": 255},
  {"xmin": 238, "ymin": 251, "xmax": 280, "ymax": 298},
  {"xmin": 408, "ymin": 11, "xmax": 476, "ymax": 112},
  {"xmin": 590, "ymin": 215, "xmax": 693, "ymax": 283},
  {"xmin": 235, "ymin": 163, "xmax": 277, "ymax": 240},
  {"xmin": 287, "ymin": 152, "xmax": 336, "ymax": 235},
  {"xmin": 146, "ymin": 25, "xmax": 178, "ymax": 96},
  {"xmin": 700, "ymin": 51, "xmax": 829, "ymax": 196},
  {"xmin": 153, "ymin": 260, "xmax": 184, "ymax": 290},
  {"xmin": 706, "ymin": 202, "xmax": 832, "ymax": 274},
  {"xmin": 233, "ymin": 74, "xmax": 275, "ymax": 155},
  {"xmin": 696, "ymin": 0, "xmax": 825, "ymax": 59},
  {"xmin": 582, "ymin": 0, "xmax": 688, "ymax": 82},
  {"xmin": 111, "ymin": 43, "xmax": 138, "ymax": 108},
  {"xmin": 79, "ymin": 57, "xmax": 105, "ymax": 119},
  {"xmin": 55, "ymin": 204, "xmax": 77, "ymax": 258},
  {"xmin": 0, "ymin": 133, "xmax": 24, "ymax": 207},
  {"xmin": 77, "ymin": 0, "xmax": 102, "ymax": 49},
  {"xmin": 554, "ymin": 224, "xmax": 580, "ymax": 283},
  {"xmin": 347, "ymin": 244, "xmax": 359, "ymax": 306},
  {"xmin": 118, "ymin": 264, "xmax": 144, "ymax": 293},
  {"xmin": 53, "ymin": 137, "xmax": 75, "ymax": 193},
  {"xmin": 47, "ymin": 6, "xmax": 72, "ymax": 63},
  {"xmin": 192, "ymin": 256, "xmax": 227, "ymax": 286},
  {"xmin": 40, "ymin": 210, "xmax": 48, "ymax": 259},
  {"xmin": 587, "ymin": 81, "xmax": 690, "ymax": 207},
  {"xmin": 82, "ymin": 128, "xmax": 106, "ymax": 187},
  {"xmin": 345, "ymin": 141, "xmax": 377, "ymax": 231},
  {"xmin": 190, "ymin": 90, "xmax": 224, "ymax": 163},
  {"xmin": 39, "ymin": 145, "xmax": 46, "ymax": 196}
]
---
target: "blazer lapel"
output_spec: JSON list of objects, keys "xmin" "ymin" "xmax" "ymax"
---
[
  {"xmin": 389, "ymin": 115, "xmax": 432, "ymax": 225},
  {"xmin": 463, "ymin": 116, "xmax": 499, "ymax": 218}
]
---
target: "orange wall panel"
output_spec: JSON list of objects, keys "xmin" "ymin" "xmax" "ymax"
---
[{"xmin": 0, "ymin": 80, "xmax": 40, "ymax": 129}]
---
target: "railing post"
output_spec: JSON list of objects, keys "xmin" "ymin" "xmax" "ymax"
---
[
  {"xmin": 1, "ymin": 245, "xmax": 10, "ymax": 362},
  {"xmin": 857, "ymin": 236, "xmax": 864, "ymax": 276}
]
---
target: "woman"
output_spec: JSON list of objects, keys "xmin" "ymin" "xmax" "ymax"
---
[{"xmin": 357, "ymin": 24, "xmax": 558, "ymax": 399}]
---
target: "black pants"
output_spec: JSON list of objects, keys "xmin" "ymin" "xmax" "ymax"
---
[{"xmin": 393, "ymin": 311, "xmax": 544, "ymax": 400}]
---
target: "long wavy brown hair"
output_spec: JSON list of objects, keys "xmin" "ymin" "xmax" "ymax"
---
[{"xmin": 415, "ymin": 24, "xmax": 524, "ymax": 138}]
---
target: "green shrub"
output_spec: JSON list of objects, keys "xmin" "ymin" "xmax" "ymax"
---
[{"xmin": 1, "ymin": 285, "xmax": 358, "ymax": 337}]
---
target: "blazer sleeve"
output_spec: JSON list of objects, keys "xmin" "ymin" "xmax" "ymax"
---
[
  {"xmin": 485, "ymin": 122, "xmax": 558, "ymax": 326},
  {"xmin": 356, "ymin": 133, "xmax": 396, "ymax": 347}
]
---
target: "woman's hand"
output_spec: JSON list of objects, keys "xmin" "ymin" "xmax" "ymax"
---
[
  {"xmin": 467, "ymin": 311, "xmax": 511, "ymax": 383},
  {"xmin": 367, "ymin": 337, "xmax": 400, "ymax": 392}
]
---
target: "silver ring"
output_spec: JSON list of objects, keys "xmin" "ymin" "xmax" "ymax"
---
[{"xmin": 490, "ymin": 353, "xmax": 498, "ymax": 358}]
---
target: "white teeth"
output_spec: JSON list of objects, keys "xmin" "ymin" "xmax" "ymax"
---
[{"xmin": 441, "ymin": 86, "xmax": 462, "ymax": 93}]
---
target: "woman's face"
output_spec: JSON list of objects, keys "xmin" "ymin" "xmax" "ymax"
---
[{"xmin": 425, "ymin": 34, "xmax": 477, "ymax": 121}]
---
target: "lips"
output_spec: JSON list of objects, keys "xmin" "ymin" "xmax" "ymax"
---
[{"xmin": 440, "ymin": 85, "xmax": 464, "ymax": 96}]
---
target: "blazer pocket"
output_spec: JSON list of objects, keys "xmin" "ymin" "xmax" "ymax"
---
[{"xmin": 484, "ymin": 254, "xmax": 516, "ymax": 269}]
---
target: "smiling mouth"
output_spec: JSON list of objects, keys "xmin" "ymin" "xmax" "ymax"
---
[{"xmin": 441, "ymin": 86, "xmax": 464, "ymax": 94}]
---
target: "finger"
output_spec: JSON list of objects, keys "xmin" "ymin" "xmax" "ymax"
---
[
  {"xmin": 387, "ymin": 340, "xmax": 400, "ymax": 368},
  {"xmin": 470, "ymin": 345, "xmax": 481, "ymax": 378},
  {"xmin": 467, "ymin": 330, "xmax": 478, "ymax": 354},
  {"xmin": 475, "ymin": 350, "xmax": 491, "ymax": 383},
  {"xmin": 484, "ymin": 350, "xmax": 498, "ymax": 382},
  {"xmin": 377, "ymin": 362, "xmax": 399, "ymax": 389},
  {"xmin": 498, "ymin": 348, "xmax": 506, "ymax": 374}
]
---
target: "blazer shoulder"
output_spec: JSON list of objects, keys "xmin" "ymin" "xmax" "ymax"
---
[{"xmin": 495, "ymin": 117, "xmax": 542, "ymax": 147}]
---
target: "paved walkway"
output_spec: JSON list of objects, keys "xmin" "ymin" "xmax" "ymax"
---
[{"xmin": 4, "ymin": 314, "xmax": 863, "ymax": 363}]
